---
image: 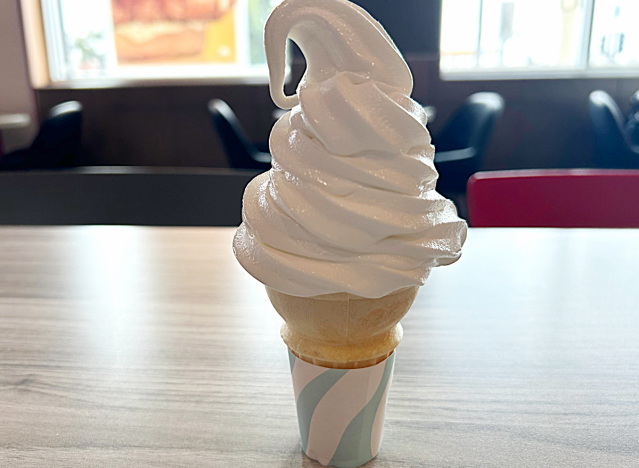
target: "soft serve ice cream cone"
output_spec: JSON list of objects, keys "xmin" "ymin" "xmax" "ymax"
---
[
  {"xmin": 233, "ymin": 0, "xmax": 467, "ymax": 465},
  {"xmin": 233, "ymin": 0, "xmax": 467, "ymax": 365}
]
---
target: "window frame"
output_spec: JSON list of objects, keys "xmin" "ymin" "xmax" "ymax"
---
[
  {"xmin": 37, "ymin": 0, "xmax": 280, "ymax": 87},
  {"xmin": 440, "ymin": 0, "xmax": 639, "ymax": 81}
]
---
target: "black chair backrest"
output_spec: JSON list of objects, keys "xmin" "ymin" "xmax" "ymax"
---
[
  {"xmin": 588, "ymin": 90, "xmax": 639, "ymax": 169},
  {"xmin": 30, "ymin": 101, "xmax": 83, "ymax": 167},
  {"xmin": 631, "ymin": 90, "xmax": 639, "ymax": 112},
  {"xmin": 0, "ymin": 101, "xmax": 83, "ymax": 171},
  {"xmin": 208, "ymin": 99, "xmax": 270, "ymax": 170},
  {"xmin": 0, "ymin": 167, "xmax": 260, "ymax": 226},
  {"xmin": 434, "ymin": 92, "xmax": 505, "ymax": 155}
]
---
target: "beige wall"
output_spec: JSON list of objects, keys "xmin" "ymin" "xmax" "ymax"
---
[{"xmin": 0, "ymin": 0, "xmax": 37, "ymax": 150}]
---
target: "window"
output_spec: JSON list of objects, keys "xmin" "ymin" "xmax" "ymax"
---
[
  {"xmin": 440, "ymin": 0, "xmax": 639, "ymax": 79},
  {"xmin": 40, "ymin": 0, "xmax": 281, "ymax": 84}
]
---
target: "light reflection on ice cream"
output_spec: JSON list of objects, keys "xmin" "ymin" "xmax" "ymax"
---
[{"xmin": 233, "ymin": 0, "xmax": 467, "ymax": 298}]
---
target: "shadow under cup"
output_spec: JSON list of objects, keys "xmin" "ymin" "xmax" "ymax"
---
[{"xmin": 288, "ymin": 350, "xmax": 396, "ymax": 468}]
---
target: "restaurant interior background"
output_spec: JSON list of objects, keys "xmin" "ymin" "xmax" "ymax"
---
[{"xmin": 0, "ymin": 0, "xmax": 638, "ymax": 206}]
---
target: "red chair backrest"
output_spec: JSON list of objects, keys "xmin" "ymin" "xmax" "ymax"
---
[{"xmin": 467, "ymin": 169, "xmax": 639, "ymax": 228}]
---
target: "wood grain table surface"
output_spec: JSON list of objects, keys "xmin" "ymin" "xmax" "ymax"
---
[{"xmin": 0, "ymin": 227, "xmax": 638, "ymax": 467}]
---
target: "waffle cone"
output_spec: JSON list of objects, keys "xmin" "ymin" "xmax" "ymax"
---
[{"xmin": 266, "ymin": 286, "xmax": 419, "ymax": 369}]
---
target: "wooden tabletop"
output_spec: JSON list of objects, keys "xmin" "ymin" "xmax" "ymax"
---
[{"xmin": 1, "ymin": 227, "xmax": 638, "ymax": 467}]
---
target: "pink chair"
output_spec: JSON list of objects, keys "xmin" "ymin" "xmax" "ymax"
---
[{"xmin": 467, "ymin": 169, "xmax": 639, "ymax": 228}]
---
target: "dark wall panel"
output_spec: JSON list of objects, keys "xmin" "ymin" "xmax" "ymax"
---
[
  {"xmin": 38, "ymin": 83, "xmax": 276, "ymax": 168},
  {"xmin": 425, "ymin": 70, "xmax": 639, "ymax": 170},
  {"xmin": 352, "ymin": 0, "xmax": 442, "ymax": 54}
]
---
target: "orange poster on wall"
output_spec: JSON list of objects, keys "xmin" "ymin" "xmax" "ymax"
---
[{"xmin": 111, "ymin": 0, "xmax": 237, "ymax": 64}]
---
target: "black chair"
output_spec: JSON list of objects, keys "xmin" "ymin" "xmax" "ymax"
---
[
  {"xmin": 432, "ymin": 92, "xmax": 505, "ymax": 195},
  {"xmin": 208, "ymin": 99, "xmax": 271, "ymax": 170},
  {"xmin": 0, "ymin": 101, "xmax": 83, "ymax": 170},
  {"xmin": 588, "ymin": 90, "xmax": 639, "ymax": 169},
  {"xmin": 0, "ymin": 167, "xmax": 259, "ymax": 226}
]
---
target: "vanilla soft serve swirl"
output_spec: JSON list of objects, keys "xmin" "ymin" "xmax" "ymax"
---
[{"xmin": 233, "ymin": 0, "xmax": 467, "ymax": 298}]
